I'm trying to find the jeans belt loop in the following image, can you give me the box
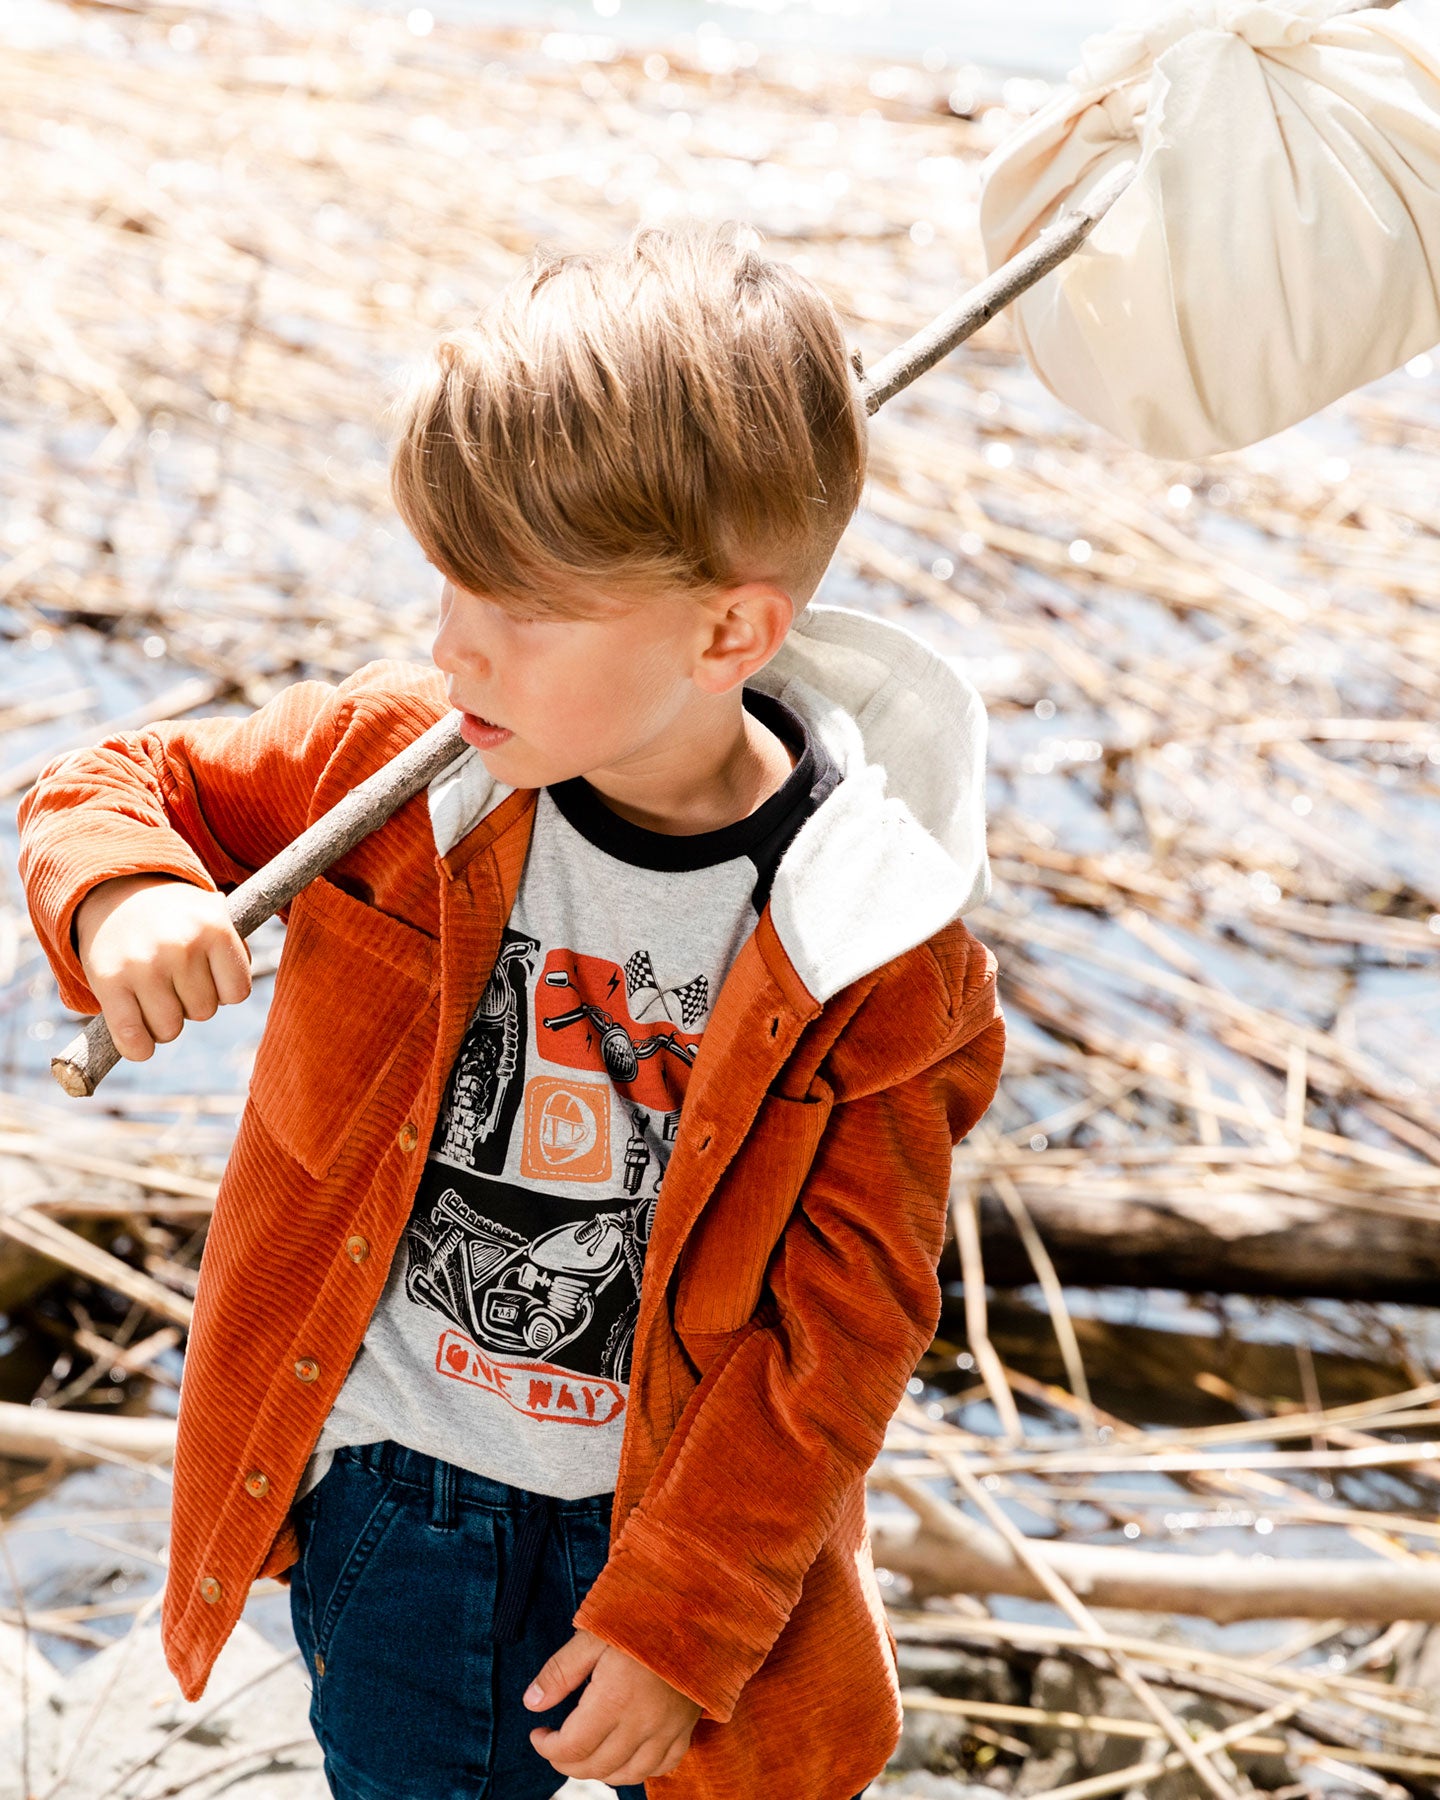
[430,1454,458,1532]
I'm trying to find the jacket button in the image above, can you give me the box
[397,1121,419,1153]
[294,1357,321,1383]
[345,1234,370,1264]
[315,1652,326,1678]
[199,1575,222,1605]
[243,1470,270,1499]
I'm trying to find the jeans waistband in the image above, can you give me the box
[339,1440,612,1516]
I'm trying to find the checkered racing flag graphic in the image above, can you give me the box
[672,973,710,1029]
[624,950,710,1029]
[623,948,657,1001]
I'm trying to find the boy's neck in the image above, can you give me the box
[577,690,797,838]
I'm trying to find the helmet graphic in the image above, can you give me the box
[537,1087,600,1165]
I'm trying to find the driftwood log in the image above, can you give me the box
[869,1471,1440,1625]
[943,1294,1426,1422]
[942,1184,1440,1304]
[0,1399,176,1466]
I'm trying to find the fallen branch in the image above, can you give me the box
[869,1472,1440,1623]
[886,1612,1428,1717]
[886,1438,1440,1480]
[0,1400,176,1465]
[0,1131,219,1203]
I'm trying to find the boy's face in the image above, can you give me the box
[431,576,760,790]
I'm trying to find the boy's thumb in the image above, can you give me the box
[523,1630,605,1709]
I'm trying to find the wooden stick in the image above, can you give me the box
[0,1131,218,1200]
[973,1121,1097,1436]
[951,1178,1025,1445]
[92,1648,303,1800]
[50,708,466,1095]
[858,160,1137,412]
[0,677,222,800]
[48,158,1139,1100]
[1030,1681,1371,1800]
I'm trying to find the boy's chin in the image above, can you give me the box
[473,740,517,778]
[474,738,563,788]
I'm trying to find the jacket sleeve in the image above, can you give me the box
[571,951,1005,1723]
[16,676,358,1018]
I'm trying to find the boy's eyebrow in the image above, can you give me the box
[442,574,641,622]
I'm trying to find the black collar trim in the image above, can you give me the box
[545,689,821,875]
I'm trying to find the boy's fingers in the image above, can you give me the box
[527,1668,618,1762]
[579,1726,672,1787]
[531,1710,632,1778]
[632,1725,697,1784]
[172,959,221,1024]
[100,989,155,1062]
[208,928,252,1006]
[134,982,186,1047]
[523,1631,603,1708]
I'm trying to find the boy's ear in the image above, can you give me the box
[692,581,795,694]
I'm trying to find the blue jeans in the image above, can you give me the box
[288,1441,647,1800]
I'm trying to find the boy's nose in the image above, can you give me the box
[432,600,493,682]
[432,632,486,681]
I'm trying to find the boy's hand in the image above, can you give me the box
[72,873,252,1061]
[524,1626,702,1784]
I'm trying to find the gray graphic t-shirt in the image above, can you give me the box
[298,690,838,1502]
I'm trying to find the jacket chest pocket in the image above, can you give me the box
[248,875,438,1180]
[672,1085,832,1341]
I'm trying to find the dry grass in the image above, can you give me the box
[3,2,1440,1791]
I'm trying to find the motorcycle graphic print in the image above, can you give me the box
[431,928,538,1177]
[534,947,704,1113]
[401,929,692,1426]
[402,1164,655,1414]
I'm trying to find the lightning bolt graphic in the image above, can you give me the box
[606,970,621,997]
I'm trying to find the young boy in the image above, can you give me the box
[18,222,1005,1800]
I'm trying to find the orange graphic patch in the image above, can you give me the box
[519,1075,611,1181]
[534,948,701,1113]
[435,1330,626,1425]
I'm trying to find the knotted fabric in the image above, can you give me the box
[979,0,1440,456]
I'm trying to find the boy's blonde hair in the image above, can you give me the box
[388,221,867,616]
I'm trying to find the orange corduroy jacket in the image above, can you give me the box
[18,604,1006,1800]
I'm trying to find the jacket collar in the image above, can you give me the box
[426,603,991,1005]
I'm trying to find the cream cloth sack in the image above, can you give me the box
[978,0,1440,458]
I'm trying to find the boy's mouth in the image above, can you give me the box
[457,709,515,750]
